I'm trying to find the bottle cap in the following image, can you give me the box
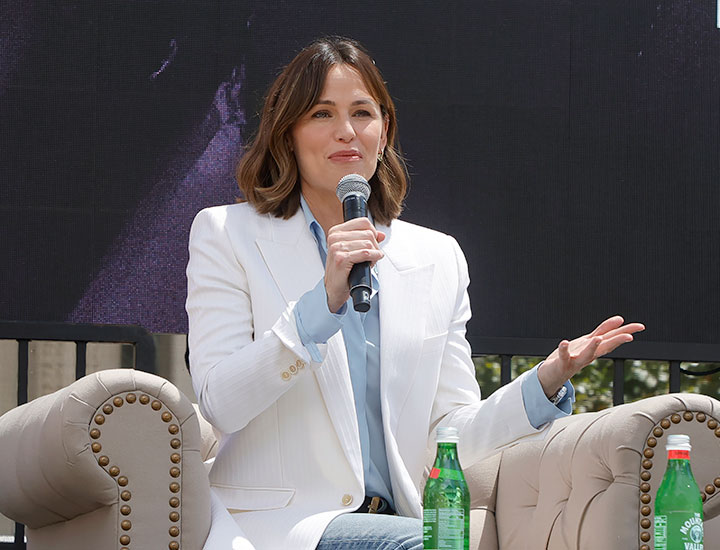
[436,426,459,443]
[666,434,691,452]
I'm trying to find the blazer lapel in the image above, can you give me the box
[377,223,435,433]
[255,212,363,486]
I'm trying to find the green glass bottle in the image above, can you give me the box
[654,434,704,550]
[423,426,470,550]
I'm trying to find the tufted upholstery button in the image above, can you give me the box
[653,426,664,437]
[640,531,650,542]
[697,412,706,422]
[643,448,654,459]
[119,535,130,545]
[121,505,131,516]
[642,459,652,470]
[91,442,102,453]
[113,397,124,407]
[641,494,651,505]
[90,428,101,439]
[103,404,113,415]
[646,437,656,448]
[121,520,131,531]
[281,371,291,381]
[171,453,181,464]
[171,438,182,449]
[121,490,132,501]
[640,518,651,529]
[170,467,181,478]
[98,456,110,467]
[640,506,651,516]
[109,466,120,477]
[715,427,720,438]
[118,476,128,487]
[709,419,718,430]
[94,415,105,425]
[341,494,354,506]
[139,394,150,405]
[169,497,180,508]
[661,419,671,429]
[169,511,180,522]
[169,424,179,435]
[640,482,651,493]
[169,526,180,537]
[162,412,173,423]
[714,477,720,488]
[170,482,180,493]
[702,493,707,502]
[640,546,650,550]
[671,414,681,424]
[169,542,180,550]
[641,471,651,481]
[152,400,162,411]
[706,484,715,495]
[126,393,137,403]
[683,411,693,422]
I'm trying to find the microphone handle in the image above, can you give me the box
[342,193,372,312]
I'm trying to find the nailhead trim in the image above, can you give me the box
[90,392,182,549]
[639,410,719,547]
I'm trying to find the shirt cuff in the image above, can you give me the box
[294,279,345,362]
[521,363,575,429]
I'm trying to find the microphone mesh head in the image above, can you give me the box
[336,174,371,202]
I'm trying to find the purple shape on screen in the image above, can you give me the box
[67,67,246,333]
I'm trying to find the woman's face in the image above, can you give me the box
[292,64,388,202]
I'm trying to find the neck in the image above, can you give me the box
[301,186,344,235]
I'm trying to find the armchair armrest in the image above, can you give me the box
[494,393,720,550]
[0,368,210,550]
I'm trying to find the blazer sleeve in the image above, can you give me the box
[185,208,326,435]
[429,236,547,466]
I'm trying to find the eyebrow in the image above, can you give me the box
[315,99,376,106]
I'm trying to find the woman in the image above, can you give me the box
[186,36,643,550]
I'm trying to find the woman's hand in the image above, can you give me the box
[325,217,385,313]
[538,316,645,397]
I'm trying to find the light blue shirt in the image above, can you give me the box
[292,198,574,507]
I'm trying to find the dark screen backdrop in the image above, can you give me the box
[1,0,718,345]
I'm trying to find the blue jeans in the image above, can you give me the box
[316,513,423,550]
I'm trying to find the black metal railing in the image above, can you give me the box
[0,321,156,550]
[473,337,720,406]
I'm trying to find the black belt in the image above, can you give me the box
[355,495,395,515]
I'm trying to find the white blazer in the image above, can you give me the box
[186,203,546,550]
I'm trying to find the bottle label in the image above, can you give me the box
[423,507,466,550]
[654,512,703,550]
[429,467,464,481]
[668,450,690,460]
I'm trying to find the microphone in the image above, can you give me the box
[336,174,372,312]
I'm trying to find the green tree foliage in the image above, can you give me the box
[473,356,720,413]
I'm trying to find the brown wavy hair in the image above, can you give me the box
[236,37,407,225]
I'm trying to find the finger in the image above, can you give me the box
[570,336,603,371]
[328,229,382,250]
[331,217,376,232]
[596,333,635,356]
[590,316,625,337]
[600,322,646,340]
[558,340,570,360]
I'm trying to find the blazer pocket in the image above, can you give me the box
[211,484,295,511]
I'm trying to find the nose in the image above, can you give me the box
[334,115,356,143]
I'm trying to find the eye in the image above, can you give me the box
[353,109,373,117]
[311,110,331,118]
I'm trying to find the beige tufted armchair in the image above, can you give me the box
[1,369,720,550]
